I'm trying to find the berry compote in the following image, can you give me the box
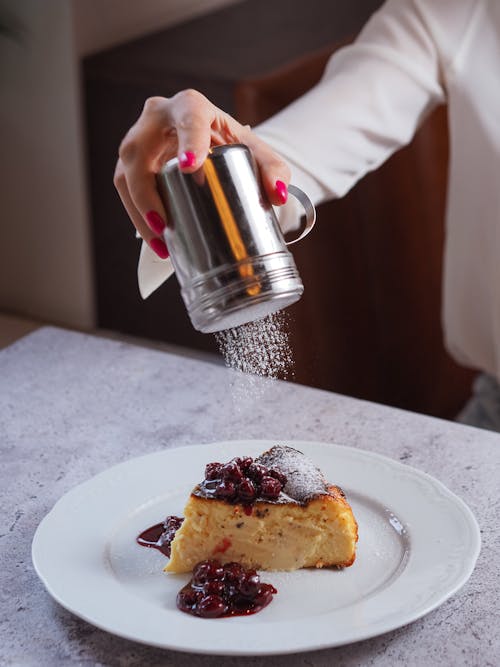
[176,559,277,618]
[198,455,287,508]
[136,515,183,557]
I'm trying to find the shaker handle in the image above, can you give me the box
[283,184,316,246]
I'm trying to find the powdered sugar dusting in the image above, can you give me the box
[257,445,329,504]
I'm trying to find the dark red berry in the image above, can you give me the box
[260,476,282,499]
[176,588,200,611]
[221,461,244,482]
[192,559,224,585]
[238,478,256,502]
[239,571,260,598]
[254,583,276,608]
[205,462,222,480]
[247,463,267,482]
[235,456,253,472]
[215,479,237,500]
[268,468,287,486]
[230,594,254,611]
[197,594,229,618]
[223,562,245,584]
[203,580,225,596]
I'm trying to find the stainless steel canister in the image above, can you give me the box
[156,143,316,333]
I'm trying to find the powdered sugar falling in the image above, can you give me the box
[214,310,294,381]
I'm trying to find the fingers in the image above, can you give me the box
[115,96,177,258]
[168,89,215,172]
[113,160,169,259]
[115,92,216,258]
[238,124,291,206]
[125,157,169,237]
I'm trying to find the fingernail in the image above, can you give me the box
[145,210,166,235]
[275,180,288,204]
[179,151,196,169]
[149,237,169,259]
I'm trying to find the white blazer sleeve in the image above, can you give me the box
[255,0,448,202]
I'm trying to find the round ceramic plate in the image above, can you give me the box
[32,440,480,656]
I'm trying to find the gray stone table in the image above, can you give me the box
[1,327,499,666]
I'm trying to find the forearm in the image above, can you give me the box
[255,0,446,200]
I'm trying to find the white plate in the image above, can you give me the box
[32,440,480,656]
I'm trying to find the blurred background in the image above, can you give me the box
[0,0,475,418]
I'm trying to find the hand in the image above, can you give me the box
[113,89,291,258]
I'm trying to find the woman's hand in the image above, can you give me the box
[113,89,290,258]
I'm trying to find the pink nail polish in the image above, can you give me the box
[179,151,196,169]
[145,210,166,235]
[149,237,169,259]
[275,180,288,204]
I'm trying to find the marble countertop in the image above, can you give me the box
[1,327,499,666]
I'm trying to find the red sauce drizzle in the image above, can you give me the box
[136,516,183,558]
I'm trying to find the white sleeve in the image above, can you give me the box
[255,0,449,203]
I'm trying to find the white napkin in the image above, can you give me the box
[137,239,174,299]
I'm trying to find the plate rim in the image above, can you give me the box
[32,439,481,656]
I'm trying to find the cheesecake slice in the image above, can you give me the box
[165,445,358,573]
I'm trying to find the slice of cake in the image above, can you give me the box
[165,445,358,573]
